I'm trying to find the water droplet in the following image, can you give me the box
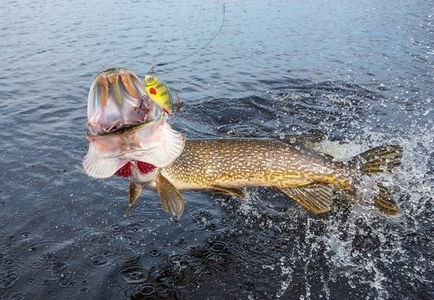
[75,269,88,278]
[89,253,108,266]
[30,260,44,270]
[0,271,19,288]
[209,241,227,252]
[119,266,149,284]
[148,249,160,257]
[3,290,28,300]
[20,232,30,238]
[59,279,77,288]
[47,290,59,296]
[51,261,68,271]
[110,224,122,233]
[133,284,156,297]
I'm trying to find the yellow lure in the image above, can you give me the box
[144,74,174,114]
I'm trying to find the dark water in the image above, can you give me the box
[1,0,433,299]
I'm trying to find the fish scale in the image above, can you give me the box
[160,139,349,190]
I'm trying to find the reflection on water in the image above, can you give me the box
[0,0,433,299]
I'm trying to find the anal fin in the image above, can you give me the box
[210,185,245,199]
[278,184,334,214]
[373,183,400,215]
[156,172,185,217]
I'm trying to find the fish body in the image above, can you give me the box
[131,138,402,216]
[160,139,351,191]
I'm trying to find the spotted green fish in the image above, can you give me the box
[128,136,402,217]
[144,74,178,114]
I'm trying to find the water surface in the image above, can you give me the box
[0,0,433,299]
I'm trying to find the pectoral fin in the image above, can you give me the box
[278,184,334,214]
[156,172,185,216]
[125,182,143,217]
[128,182,142,207]
[373,183,400,215]
[210,185,245,199]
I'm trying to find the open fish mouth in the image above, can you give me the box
[83,68,185,179]
[87,68,163,135]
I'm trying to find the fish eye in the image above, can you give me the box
[145,75,155,83]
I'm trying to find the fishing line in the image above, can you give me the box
[146,3,226,75]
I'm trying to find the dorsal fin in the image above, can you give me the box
[278,184,334,214]
[279,132,326,146]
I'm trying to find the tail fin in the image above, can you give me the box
[373,183,400,215]
[351,144,403,175]
[351,144,403,215]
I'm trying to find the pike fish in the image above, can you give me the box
[83,69,402,218]
[128,137,402,217]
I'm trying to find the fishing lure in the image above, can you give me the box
[144,74,181,114]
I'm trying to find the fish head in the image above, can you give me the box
[87,68,163,135]
[144,74,174,114]
[83,68,185,179]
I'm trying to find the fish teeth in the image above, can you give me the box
[96,75,109,109]
[107,73,123,106]
[120,72,139,99]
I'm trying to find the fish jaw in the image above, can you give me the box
[87,68,161,135]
